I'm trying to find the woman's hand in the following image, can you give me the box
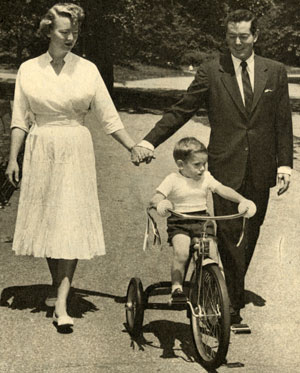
[5,160,19,187]
[131,145,154,166]
[156,199,173,217]
[238,199,256,218]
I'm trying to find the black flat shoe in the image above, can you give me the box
[170,288,187,304]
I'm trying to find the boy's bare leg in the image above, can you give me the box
[171,234,190,292]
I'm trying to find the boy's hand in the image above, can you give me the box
[238,199,256,218]
[156,199,173,217]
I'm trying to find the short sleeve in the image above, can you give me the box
[90,67,124,135]
[206,171,222,192]
[11,65,30,132]
[156,174,174,198]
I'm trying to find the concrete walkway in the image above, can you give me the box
[1,69,300,97]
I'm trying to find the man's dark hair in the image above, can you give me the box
[225,9,258,35]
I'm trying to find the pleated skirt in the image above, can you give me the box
[12,124,105,259]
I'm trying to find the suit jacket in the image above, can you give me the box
[144,53,293,190]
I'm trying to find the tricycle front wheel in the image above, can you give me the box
[189,264,230,370]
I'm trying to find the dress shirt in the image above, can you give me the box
[231,53,254,106]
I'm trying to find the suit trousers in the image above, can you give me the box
[213,166,270,311]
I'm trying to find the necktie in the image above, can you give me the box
[240,61,253,115]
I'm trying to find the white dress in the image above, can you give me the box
[11,52,124,259]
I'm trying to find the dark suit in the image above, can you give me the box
[144,53,293,310]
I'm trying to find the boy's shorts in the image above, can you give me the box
[167,210,211,245]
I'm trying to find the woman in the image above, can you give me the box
[5,3,136,330]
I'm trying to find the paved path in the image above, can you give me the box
[1,69,300,98]
[1,111,300,372]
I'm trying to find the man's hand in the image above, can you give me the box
[131,145,154,166]
[277,173,290,196]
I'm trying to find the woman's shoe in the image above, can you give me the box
[45,297,57,308]
[53,313,74,327]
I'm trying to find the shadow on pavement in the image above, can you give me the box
[127,319,197,362]
[245,289,266,307]
[0,284,126,318]
[124,320,247,371]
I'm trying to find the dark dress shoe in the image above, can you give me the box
[230,309,242,325]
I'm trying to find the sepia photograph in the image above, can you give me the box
[0,1,299,372]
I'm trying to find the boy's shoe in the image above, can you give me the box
[170,288,187,304]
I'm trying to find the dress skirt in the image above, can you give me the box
[12,123,105,259]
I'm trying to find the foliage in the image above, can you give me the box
[0,0,299,70]
[107,0,277,66]
[258,0,300,65]
[0,1,46,64]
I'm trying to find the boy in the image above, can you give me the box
[150,137,256,302]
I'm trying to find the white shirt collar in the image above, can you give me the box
[231,52,255,74]
[44,51,72,64]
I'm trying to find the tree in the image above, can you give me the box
[0,0,48,65]
[258,0,300,65]
[0,0,116,90]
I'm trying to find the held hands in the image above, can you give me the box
[156,199,173,217]
[5,160,19,188]
[238,199,257,218]
[277,173,290,196]
[131,145,154,166]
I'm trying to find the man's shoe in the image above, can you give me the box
[230,309,251,333]
[230,309,242,325]
[231,323,251,334]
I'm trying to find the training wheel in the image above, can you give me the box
[125,277,144,336]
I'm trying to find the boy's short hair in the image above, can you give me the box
[173,137,207,162]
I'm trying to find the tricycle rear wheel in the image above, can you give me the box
[125,277,144,336]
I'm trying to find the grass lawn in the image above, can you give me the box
[114,62,193,83]
[114,62,300,82]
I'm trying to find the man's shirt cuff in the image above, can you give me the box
[278,166,292,175]
[137,140,154,151]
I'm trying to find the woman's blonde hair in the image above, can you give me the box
[39,3,85,37]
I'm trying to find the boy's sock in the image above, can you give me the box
[171,284,183,293]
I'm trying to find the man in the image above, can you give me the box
[131,9,293,326]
